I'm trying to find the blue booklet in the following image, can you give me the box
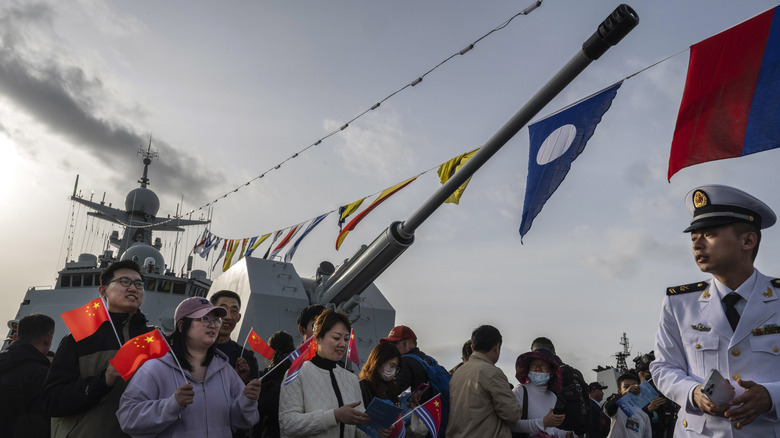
[357,397,404,438]
[615,381,660,417]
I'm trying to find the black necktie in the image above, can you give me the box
[723,293,742,331]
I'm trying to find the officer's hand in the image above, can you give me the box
[542,408,565,428]
[693,384,729,416]
[175,383,195,407]
[105,363,121,387]
[725,379,772,428]
[244,378,262,400]
[235,357,251,383]
[647,396,666,412]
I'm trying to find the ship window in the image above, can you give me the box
[71,275,82,287]
[145,279,156,291]
[158,281,171,293]
[172,282,186,295]
[83,275,94,287]
[61,275,71,288]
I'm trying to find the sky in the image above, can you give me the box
[2,0,779,383]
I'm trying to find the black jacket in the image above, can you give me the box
[257,359,293,438]
[395,347,435,402]
[43,311,151,438]
[0,341,51,438]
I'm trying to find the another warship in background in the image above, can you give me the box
[5,146,396,363]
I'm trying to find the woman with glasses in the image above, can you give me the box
[118,297,261,437]
[279,309,373,438]
[511,349,576,438]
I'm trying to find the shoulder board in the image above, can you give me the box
[666,281,708,296]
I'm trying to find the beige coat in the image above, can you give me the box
[447,351,522,438]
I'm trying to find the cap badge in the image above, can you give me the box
[693,190,709,208]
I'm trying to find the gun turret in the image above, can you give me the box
[311,4,639,306]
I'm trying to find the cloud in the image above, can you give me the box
[0,1,223,203]
[326,110,416,181]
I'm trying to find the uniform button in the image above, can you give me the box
[773,346,779,353]
[695,344,701,349]
[732,349,741,357]
[732,374,741,381]
[735,422,742,430]
[682,420,688,427]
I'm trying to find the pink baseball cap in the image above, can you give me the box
[174,297,227,324]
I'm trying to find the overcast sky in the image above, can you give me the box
[2,0,779,382]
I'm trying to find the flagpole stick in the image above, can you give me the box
[389,393,441,428]
[101,297,123,348]
[240,327,252,359]
[257,356,291,383]
[158,327,189,384]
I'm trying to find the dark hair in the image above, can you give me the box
[471,325,502,352]
[531,336,556,354]
[210,290,241,308]
[269,331,295,365]
[617,372,639,390]
[313,309,351,340]
[359,343,401,403]
[170,318,217,371]
[100,260,143,287]
[462,340,473,359]
[731,222,761,260]
[297,304,326,329]
[17,314,55,343]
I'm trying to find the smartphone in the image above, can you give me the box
[410,383,429,402]
[701,369,735,406]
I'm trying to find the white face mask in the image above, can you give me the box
[381,364,398,381]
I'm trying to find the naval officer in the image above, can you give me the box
[650,184,780,436]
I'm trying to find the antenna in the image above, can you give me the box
[614,332,631,372]
[137,135,159,188]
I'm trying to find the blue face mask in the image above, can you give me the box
[528,371,551,386]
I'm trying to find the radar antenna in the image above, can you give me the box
[614,332,631,372]
[137,136,159,188]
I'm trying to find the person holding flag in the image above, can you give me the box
[258,331,296,438]
[43,260,153,438]
[358,342,402,408]
[279,309,371,437]
[117,297,261,437]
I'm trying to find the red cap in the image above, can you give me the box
[380,325,417,343]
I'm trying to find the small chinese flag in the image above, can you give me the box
[347,328,359,366]
[60,297,111,341]
[247,329,275,360]
[109,329,171,380]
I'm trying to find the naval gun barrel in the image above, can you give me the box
[316,5,638,306]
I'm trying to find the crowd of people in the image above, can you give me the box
[1,183,779,438]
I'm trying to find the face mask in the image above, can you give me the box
[381,364,398,382]
[528,371,551,386]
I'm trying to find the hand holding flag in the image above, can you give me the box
[60,297,111,341]
[414,394,442,438]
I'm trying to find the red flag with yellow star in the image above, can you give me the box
[347,328,359,366]
[247,329,275,360]
[109,329,171,380]
[60,297,111,341]
[414,394,442,438]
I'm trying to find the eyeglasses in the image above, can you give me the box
[110,277,145,290]
[196,316,223,326]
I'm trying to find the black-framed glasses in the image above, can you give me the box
[110,277,145,290]
[196,316,223,326]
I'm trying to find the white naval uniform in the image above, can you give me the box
[650,269,780,437]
